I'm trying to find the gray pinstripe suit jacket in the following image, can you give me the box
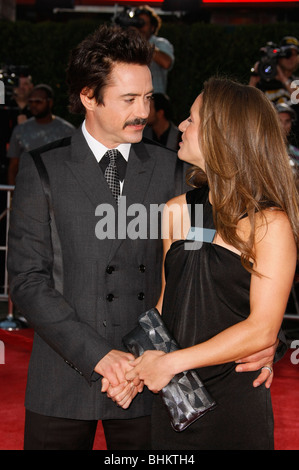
[8,127,188,420]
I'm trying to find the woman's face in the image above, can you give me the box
[178,94,205,170]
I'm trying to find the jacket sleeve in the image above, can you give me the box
[8,152,112,384]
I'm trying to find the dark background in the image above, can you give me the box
[1,19,299,127]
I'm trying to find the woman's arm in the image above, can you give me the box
[155,194,189,313]
[127,210,296,393]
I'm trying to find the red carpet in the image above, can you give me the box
[0,328,107,450]
[0,328,298,450]
[271,345,299,450]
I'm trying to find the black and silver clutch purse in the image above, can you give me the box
[123,308,216,432]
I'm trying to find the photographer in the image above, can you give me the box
[0,71,33,181]
[249,36,299,144]
[276,103,299,183]
[134,6,174,94]
[249,36,299,103]
[114,6,174,94]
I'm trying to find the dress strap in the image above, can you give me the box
[186,186,216,243]
[186,185,209,227]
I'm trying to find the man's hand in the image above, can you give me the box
[249,62,261,87]
[102,377,144,409]
[95,350,144,409]
[235,340,278,388]
[94,349,135,388]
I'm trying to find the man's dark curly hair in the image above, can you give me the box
[66,24,154,115]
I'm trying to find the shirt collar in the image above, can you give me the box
[81,120,131,162]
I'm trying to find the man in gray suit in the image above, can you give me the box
[8,25,280,451]
[7,24,187,451]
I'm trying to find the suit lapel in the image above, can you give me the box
[65,130,156,260]
[65,128,117,209]
[65,128,118,262]
[109,140,157,258]
[122,140,156,205]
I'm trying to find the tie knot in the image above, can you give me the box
[105,149,120,165]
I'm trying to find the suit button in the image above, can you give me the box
[106,266,115,274]
[139,264,146,273]
[106,293,114,302]
[138,292,145,300]
[103,320,107,327]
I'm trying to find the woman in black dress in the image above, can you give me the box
[126,78,299,449]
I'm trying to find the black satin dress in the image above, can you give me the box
[151,186,274,450]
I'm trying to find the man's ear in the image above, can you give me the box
[80,87,96,111]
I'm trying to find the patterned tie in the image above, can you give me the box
[104,149,121,204]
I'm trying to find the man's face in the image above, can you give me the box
[83,62,153,148]
[278,48,299,74]
[14,77,33,100]
[28,89,52,119]
[278,111,293,137]
[137,14,155,40]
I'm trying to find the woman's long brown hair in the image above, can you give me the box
[188,77,299,271]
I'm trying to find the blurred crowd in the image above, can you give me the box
[1,8,299,187]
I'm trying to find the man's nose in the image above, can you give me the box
[137,99,150,119]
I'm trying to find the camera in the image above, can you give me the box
[257,42,281,82]
[113,7,145,29]
[0,65,30,107]
[258,41,295,82]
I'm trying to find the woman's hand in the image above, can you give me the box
[125,350,175,393]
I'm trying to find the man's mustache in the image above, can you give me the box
[124,118,147,128]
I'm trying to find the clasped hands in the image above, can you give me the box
[94,349,171,409]
[94,349,143,409]
[96,342,277,409]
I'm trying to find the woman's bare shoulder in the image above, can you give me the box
[165,193,187,209]
[255,208,294,243]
